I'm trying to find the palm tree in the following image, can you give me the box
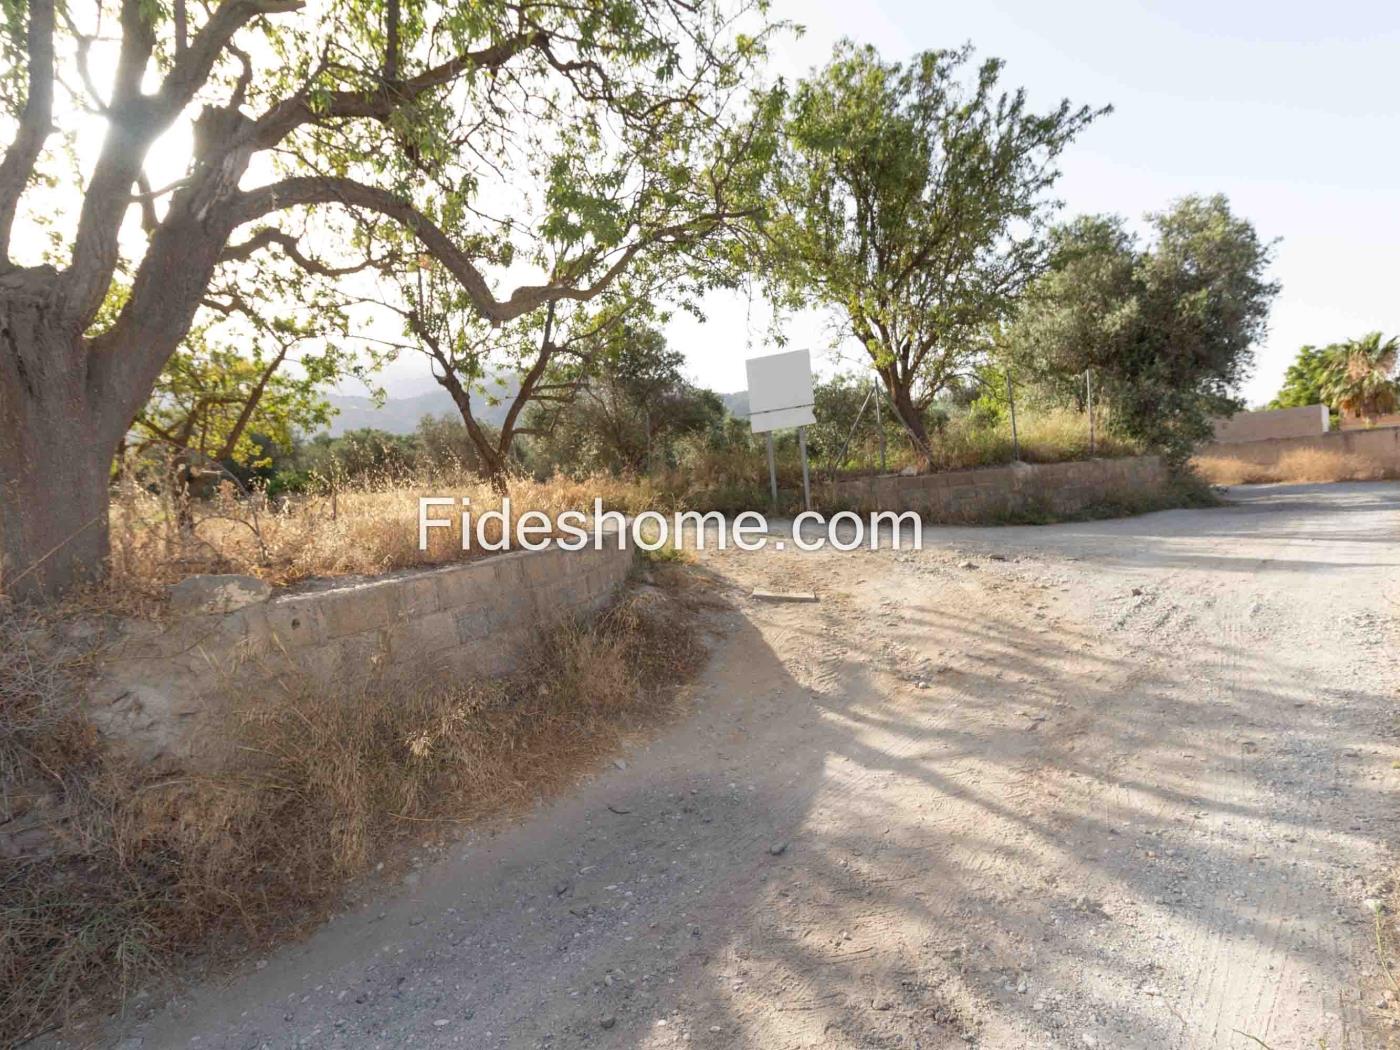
[1322,332,1400,421]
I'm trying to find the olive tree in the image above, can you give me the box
[0,0,775,598]
[765,41,1103,468]
[1009,196,1278,462]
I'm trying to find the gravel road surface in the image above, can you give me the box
[106,482,1400,1049]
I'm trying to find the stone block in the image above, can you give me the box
[318,582,403,640]
[434,563,496,610]
[260,596,327,649]
[396,572,442,617]
[521,547,563,586]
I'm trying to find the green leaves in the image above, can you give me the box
[1009,195,1279,462]
[139,327,333,468]
[1317,332,1400,419]
[764,40,1104,462]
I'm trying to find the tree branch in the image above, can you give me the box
[214,339,294,461]
[221,226,388,277]
[0,0,56,266]
[61,0,302,324]
[244,29,545,151]
[154,0,304,125]
[224,176,651,325]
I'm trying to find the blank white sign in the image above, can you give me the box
[746,349,815,433]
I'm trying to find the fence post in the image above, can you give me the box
[766,431,778,508]
[874,380,887,472]
[1006,371,1020,462]
[1086,369,1095,455]
[798,426,812,512]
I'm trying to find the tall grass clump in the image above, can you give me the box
[1192,447,1399,486]
[928,407,1139,473]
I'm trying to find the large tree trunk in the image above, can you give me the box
[0,297,121,600]
[885,379,934,473]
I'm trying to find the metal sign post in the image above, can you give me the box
[1006,371,1021,462]
[746,349,817,512]
[766,432,778,507]
[1086,369,1096,455]
[797,427,811,511]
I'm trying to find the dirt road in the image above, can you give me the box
[112,482,1400,1049]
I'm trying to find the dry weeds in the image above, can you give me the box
[101,471,668,610]
[0,566,709,1045]
[1192,447,1400,485]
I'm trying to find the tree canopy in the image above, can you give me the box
[0,0,780,596]
[1008,195,1278,462]
[134,326,334,471]
[1321,332,1399,421]
[1268,344,1334,411]
[762,41,1104,466]
[526,321,725,476]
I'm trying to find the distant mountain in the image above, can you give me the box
[322,380,519,436]
[322,381,749,437]
[719,390,749,419]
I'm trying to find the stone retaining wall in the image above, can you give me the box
[833,456,1167,520]
[1196,424,1400,468]
[87,536,634,765]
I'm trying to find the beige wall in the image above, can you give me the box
[86,538,635,765]
[1196,424,1400,468]
[1340,412,1400,432]
[833,456,1167,521]
[1211,405,1329,444]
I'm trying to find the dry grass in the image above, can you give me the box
[104,471,668,609]
[1192,447,1400,485]
[92,414,1141,610]
[836,408,1141,478]
[0,568,708,1045]
[935,407,1139,472]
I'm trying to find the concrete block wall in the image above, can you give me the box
[1211,405,1329,444]
[87,537,634,765]
[833,456,1167,520]
[1196,423,1400,468]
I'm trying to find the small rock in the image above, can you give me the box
[168,573,271,615]
[958,560,978,570]
[872,997,893,1011]
[433,1019,450,1027]
[768,841,788,856]
[600,1016,617,1029]
[613,759,627,771]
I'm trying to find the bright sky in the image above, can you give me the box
[647,0,1400,406]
